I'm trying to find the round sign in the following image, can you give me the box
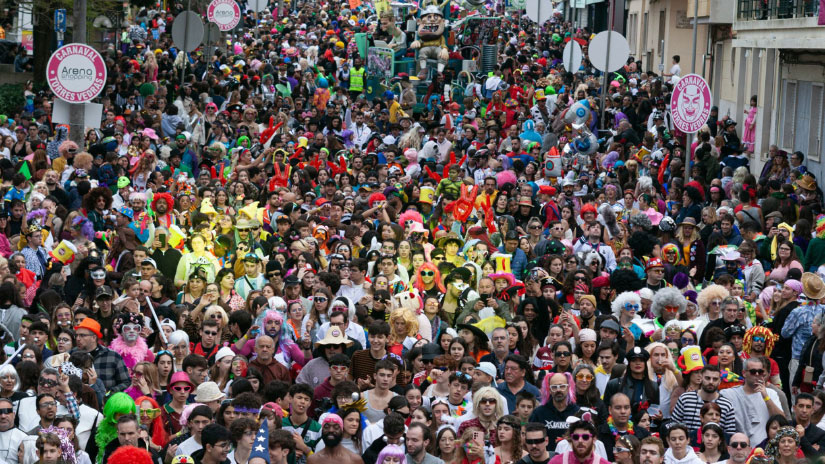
[670,73,712,134]
[588,31,630,73]
[562,40,583,73]
[208,0,241,31]
[172,11,205,53]
[47,44,107,103]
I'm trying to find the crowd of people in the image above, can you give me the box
[0,0,824,464]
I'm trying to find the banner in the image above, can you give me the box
[456,17,501,48]
[367,47,394,79]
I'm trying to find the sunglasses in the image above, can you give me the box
[480,398,497,405]
[752,336,765,343]
[140,408,161,419]
[555,351,571,357]
[549,384,567,391]
[314,296,328,303]
[571,434,592,441]
[664,306,680,313]
[525,438,545,445]
[421,270,435,277]
[0,408,13,415]
[623,303,640,312]
[172,385,192,392]
[574,276,586,281]
[575,373,594,381]
[614,447,632,453]
[680,337,695,345]
[730,442,749,449]
[39,379,57,387]
[748,369,765,376]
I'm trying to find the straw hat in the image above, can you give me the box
[315,327,353,348]
[802,272,825,300]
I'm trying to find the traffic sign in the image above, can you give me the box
[562,40,583,73]
[247,0,268,13]
[525,0,552,25]
[54,9,67,33]
[588,31,630,73]
[203,23,222,45]
[208,0,242,31]
[47,44,107,103]
[171,11,205,53]
[670,74,712,134]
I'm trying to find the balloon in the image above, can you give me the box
[564,99,591,127]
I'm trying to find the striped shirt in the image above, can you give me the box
[670,391,737,434]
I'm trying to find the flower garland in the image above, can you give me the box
[607,415,634,437]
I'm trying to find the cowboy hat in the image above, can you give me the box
[456,324,489,346]
[315,326,353,347]
[797,175,817,191]
[802,272,825,300]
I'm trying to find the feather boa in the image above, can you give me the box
[110,335,150,370]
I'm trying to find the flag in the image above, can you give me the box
[249,417,270,463]
[18,162,31,181]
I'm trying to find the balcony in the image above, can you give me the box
[737,0,819,21]
[688,0,736,24]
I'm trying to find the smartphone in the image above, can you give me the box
[158,234,167,247]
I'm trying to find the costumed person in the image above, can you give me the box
[611,291,644,341]
[106,446,154,464]
[648,287,686,343]
[94,392,137,463]
[151,192,175,229]
[410,2,449,75]
[109,312,154,371]
[174,233,221,287]
[35,426,77,464]
[742,326,781,388]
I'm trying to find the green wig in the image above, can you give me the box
[95,392,137,463]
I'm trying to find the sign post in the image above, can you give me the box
[54,9,67,47]
[207,0,242,31]
[671,73,712,183]
[47,44,107,103]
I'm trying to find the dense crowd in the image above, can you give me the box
[0,1,824,464]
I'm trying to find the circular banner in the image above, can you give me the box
[208,0,241,31]
[670,73,712,134]
[47,44,107,103]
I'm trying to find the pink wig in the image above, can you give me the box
[399,210,423,228]
[496,170,517,188]
[539,371,576,406]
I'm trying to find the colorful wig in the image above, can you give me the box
[95,392,137,463]
[539,371,576,406]
[743,326,778,357]
[376,445,407,464]
[107,446,154,464]
[414,262,446,294]
[135,395,169,448]
[399,210,424,229]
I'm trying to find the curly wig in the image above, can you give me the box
[389,308,419,341]
[82,187,113,212]
[151,192,174,214]
[629,213,652,232]
[627,231,656,257]
[107,446,154,464]
[650,287,687,318]
[611,291,641,319]
[696,284,730,315]
[58,140,79,158]
[496,170,517,189]
[743,326,778,357]
[398,210,424,229]
[610,269,643,294]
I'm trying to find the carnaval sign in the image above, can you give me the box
[47,44,107,103]
[207,0,241,31]
[670,73,712,134]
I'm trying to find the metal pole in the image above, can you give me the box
[600,0,614,130]
[180,0,191,89]
[68,0,87,148]
[687,0,699,184]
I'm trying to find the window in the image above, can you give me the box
[781,80,797,151]
[628,14,638,54]
[809,84,823,162]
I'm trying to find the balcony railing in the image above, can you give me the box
[737,0,819,20]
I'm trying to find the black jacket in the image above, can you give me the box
[603,375,659,411]
[597,422,650,461]
[528,402,581,449]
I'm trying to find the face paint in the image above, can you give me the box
[122,323,142,342]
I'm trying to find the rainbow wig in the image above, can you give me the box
[376,445,407,464]
[95,392,137,463]
[539,371,576,406]
[743,326,778,357]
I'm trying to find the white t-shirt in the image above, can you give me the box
[669,64,682,84]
